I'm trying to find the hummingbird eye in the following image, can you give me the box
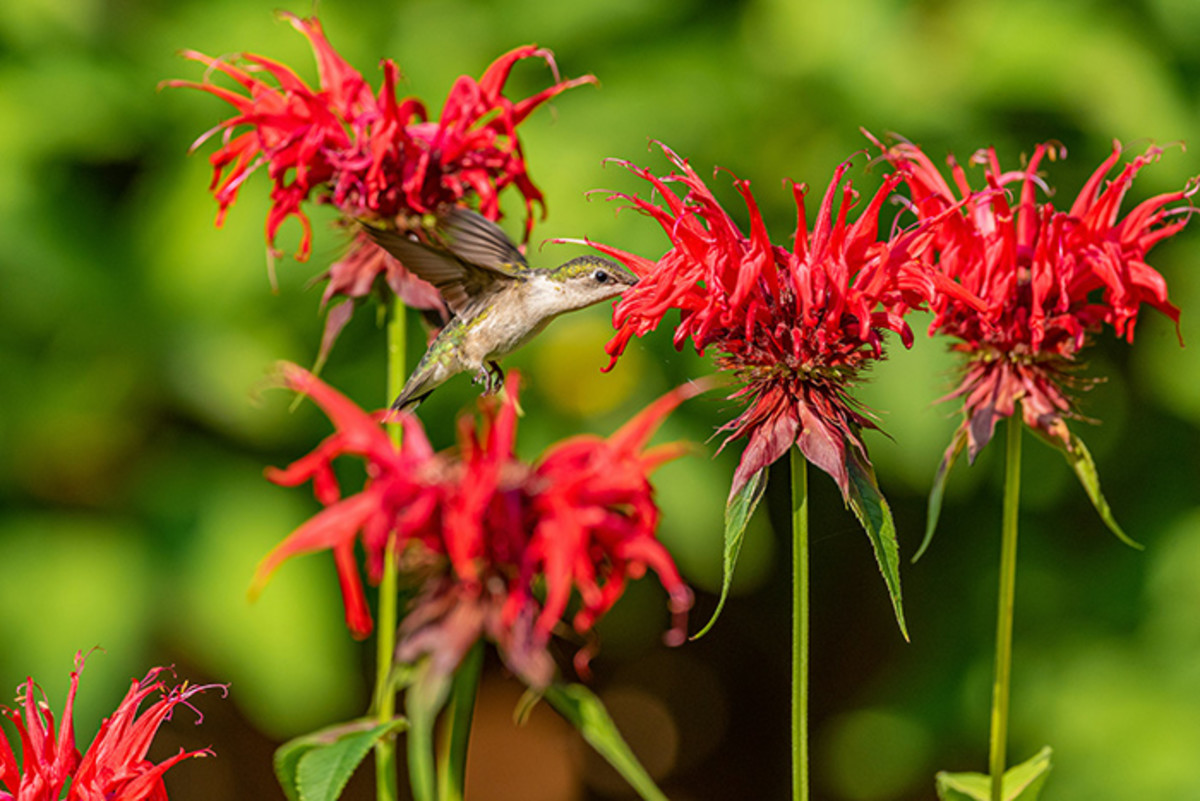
[592,269,611,284]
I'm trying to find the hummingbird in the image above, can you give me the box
[363,207,638,409]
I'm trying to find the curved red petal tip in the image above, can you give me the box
[502,369,522,402]
[860,127,886,151]
[275,10,321,43]
[662,586,693,646]
[640,441,695,473]
[275,360,312,390]
[609,376,715,454]
[572,644,596,682]
[650,139,689,173]
[345,605,374,640]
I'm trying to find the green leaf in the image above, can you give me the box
[1057,431,1142,549]
[544,683,669,801]
[936,747,1053,801]
[916,427,968,562]
[273,718,407,801]
[692,468,767,640]
[275,739,310,801]
[845,450,908,640]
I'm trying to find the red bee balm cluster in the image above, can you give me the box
[873,137,1194,461]
[255,364,696,688]
[169,13,594,255]
[0,654,220,801]
[167,14,596,355]
[583,143,980,500]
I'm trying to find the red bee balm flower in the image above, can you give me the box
[588,144,972,498]
[167,14,595,356]
[0,654,221,801]
[578,144,974,635]
[871,135,1195,547]
[257,365,696,688]
[170,14,594,255]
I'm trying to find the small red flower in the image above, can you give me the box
[0,654,220,801]
[259,365,696,687]
[872,135,1195,458]
[582,143,969,499]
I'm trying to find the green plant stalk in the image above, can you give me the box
[436,641,484,800]
[988,417,1023,801]
[407,708,436,801]
[791,448,809,801]
[373,295,407,801]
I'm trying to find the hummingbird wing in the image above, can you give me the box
[361,209,528,317]
[437,207,530,274]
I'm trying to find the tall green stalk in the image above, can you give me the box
[373,294,407,801]
[988,416,1023,801]
[437,641,484,801]
[791,448,809,801]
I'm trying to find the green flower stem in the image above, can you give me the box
[407,708,436,801]
[387,295,408,449]
[437,641,484,800]
[988,417,1023,801]
[373,295,408,801]
[791,448,810,801]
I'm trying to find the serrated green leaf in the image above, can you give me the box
[916,426,968,562]
[273,718,407,801]
[936,747,1052,801]
[1058,431,1142,549]
[544,683,668,801]
[297,720,407,801]
[845,450,908,640]
[274,739,310,801]
[692,468,767,640]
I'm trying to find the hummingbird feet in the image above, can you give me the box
[473,360,505,395]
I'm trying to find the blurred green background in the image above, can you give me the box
[2,0,1199,799]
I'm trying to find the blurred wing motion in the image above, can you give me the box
[363,207,528,316]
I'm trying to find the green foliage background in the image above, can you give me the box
[2,1,1198,799]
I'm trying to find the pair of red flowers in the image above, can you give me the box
[173,15,702,686]
[589,136,1191,513]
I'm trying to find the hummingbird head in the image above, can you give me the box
[541,255,638,311]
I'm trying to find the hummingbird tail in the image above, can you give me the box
[390,387,434,411]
